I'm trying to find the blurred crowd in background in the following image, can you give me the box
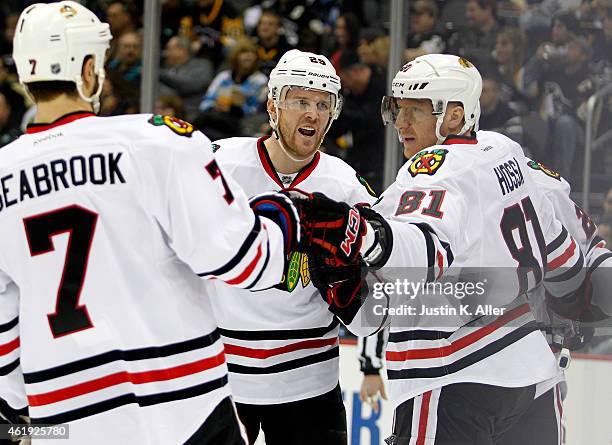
[0,0,610,242]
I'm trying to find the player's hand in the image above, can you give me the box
[288,190,366,265]
[249,191,300,255]
[309,252,368,310]
[359,374,387,413]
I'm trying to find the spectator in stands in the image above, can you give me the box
[106,30,142,113]
[252,9,293,77]
[448,0,501,64]
[526,33,595,181]
[327,49,386,193]
[155,94,186,119]
[0,13,18,60]
[159,35,214,121]
[99,78,138,116]
[0,56,27,114]
[531,10,580,67]
[404,0,447,62]
[160,0,191,46]
[479,70,525,146]
[358,30,390,70]
[258,0,328,49]
[493,27,527,96]
[589,7,612,84]
[0,89,21,147]
[187,0,245,68]
[329,13,361,71]
[105,1,138,59]
[196,38,267,140]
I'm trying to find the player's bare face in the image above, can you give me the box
[393,98,438,158]
[277,88,332,158]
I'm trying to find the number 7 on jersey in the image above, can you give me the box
[24,205,97,338]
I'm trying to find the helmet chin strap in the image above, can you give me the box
[75,70,106,114]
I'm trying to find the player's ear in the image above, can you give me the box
[446,103,465,134]
[81,55,97,96]
[267,98,277,121]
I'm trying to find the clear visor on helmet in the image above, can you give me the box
[381,96,438,126]
[276,86,340,117]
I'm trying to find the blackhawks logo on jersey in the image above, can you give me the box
[408,149,448,177]
[148,115,194,137]
[278,251,311,292]
[527,160,561,181]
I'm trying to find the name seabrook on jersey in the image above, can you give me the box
[0,151,125,212]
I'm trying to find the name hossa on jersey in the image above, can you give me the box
[0,113,289,443]
[356,131,584,407]
[207,136,376,404]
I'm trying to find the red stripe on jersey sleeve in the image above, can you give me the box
[386,304,530,361]
[548,239,576,271]
[436,250,444,279]
[224,338,338,359]
[0,337,19,356]
[225,243,263,285]
[27,351,226,406]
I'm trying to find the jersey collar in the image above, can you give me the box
[256,135,320,189]
[442,131,478,146]
[26,111,96,134]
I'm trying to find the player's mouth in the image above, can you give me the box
[298,127,316,137]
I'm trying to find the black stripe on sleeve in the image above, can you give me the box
[0,358,19,377]
[30,375,229,425]
[589,252,612,273]
[24,329,221,384]
[227,346,338,375]
[545,251,584,282]
[245,238,270,290]
[547,226,568,255]
[0,317,18,334]
[412,223,436,282]
[219,319,339,341]
[198,217,261,278]
[388,330,453,343]
[386,323,538,380]
[440,239,454,267]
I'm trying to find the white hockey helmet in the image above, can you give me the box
[13,1,112,112]
[382,54,482,143]
[268,49,342,121]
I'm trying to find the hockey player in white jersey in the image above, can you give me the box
[0,2,302,444]
[495,153,612,444]
[356,148,612,442]
[291,54,588,444]
[208,49,376,445]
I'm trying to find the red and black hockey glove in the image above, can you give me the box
[287,190,367,265]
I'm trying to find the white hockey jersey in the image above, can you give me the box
[366,131,584,408]
[0,113,288,444]
[209,136,375,404]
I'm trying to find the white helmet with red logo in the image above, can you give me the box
[13,1,112,112]
[382,54,482,143]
